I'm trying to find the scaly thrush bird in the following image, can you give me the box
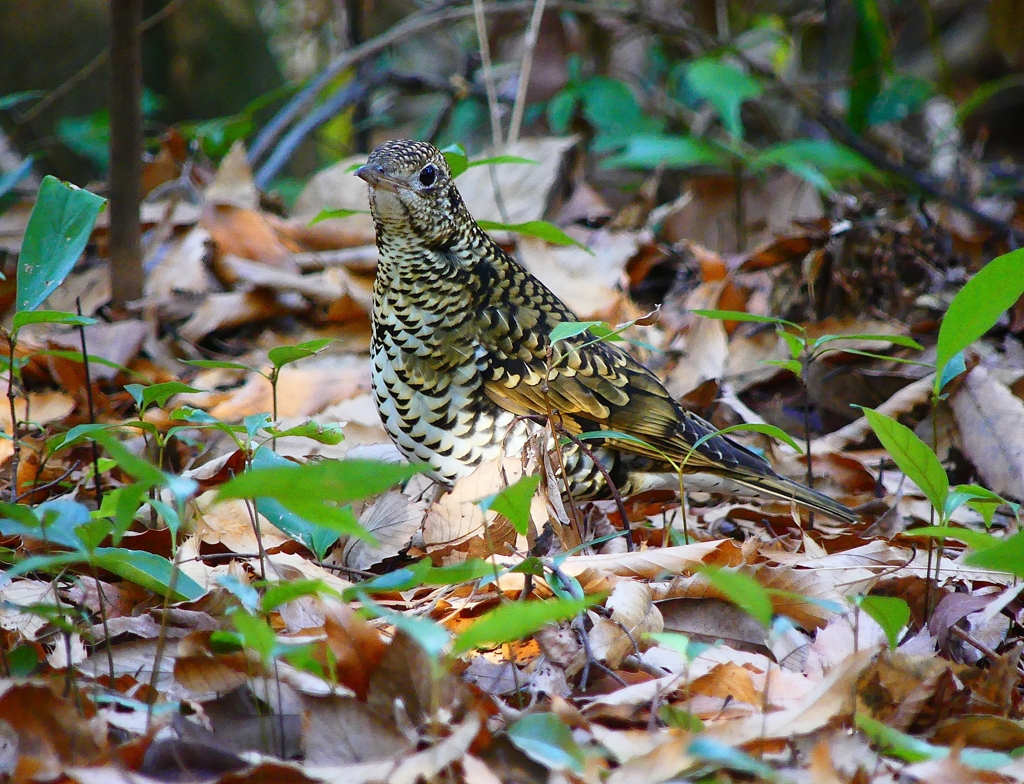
[356,140,856,523]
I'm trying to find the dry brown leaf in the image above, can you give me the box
[949,366,1024,501]
[190,491,291,553]
[322,600,388,701]
[204,140,259,210]
[455,136,578,224]
[603,732,694,784]
[203,204,299,269]
[174,631,260,697]
[179,290,290,342]
[422,456,526,554]
[659,597,768,649]
[221,254,347,303]
[301,693,413,765]
[208,356,370,421]
[688,661,760,707]
[666,280,730,398]
[305,713,480,784]
[660,172,822,252]
[0,682,107,780]
[146,225,217,303]
[492,539,741,595]
[706,646,878,744]
[338,491,427,570]
[902,751,1018,783]
[516,229,637,319]
[588,581,663,668]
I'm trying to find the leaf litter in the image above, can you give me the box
[0,133,1024,784]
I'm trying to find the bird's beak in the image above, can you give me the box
[355,164,401,193]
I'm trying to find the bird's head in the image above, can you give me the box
[356,140,469,248]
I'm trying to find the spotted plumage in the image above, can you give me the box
[357,140,856,523]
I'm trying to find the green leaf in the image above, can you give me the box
[127,381,202,411]
[34,349,137,377]
[0,500,90,549]
[751,140,879,190]
[5,645,39,677]
[216,574,260,612]
[182,359,254,372]
[658,705,705,732]
[262,579,340,612]
[268,339,332,369]
[646,631,711,663]
[685,58,763,139]
[854,715,941,763]
[0,90,45,111]
[859,407,948,515]
[219,456,425,506]
[452,596,597,655]
[477,475,541,536]
[264,420,345,445]
[467,155,538,170]
[698,566,773,627]
[232,612,277,663]
[935,249,1024,396]
[219,456,426,544]
[692,309,799,329]
[92,548,205,601]
[762,358,803,375]
[476,219,589,251]
[440,144,469,177]
[937,351,966,393]
[550,320,604,343]
[308,208,370,226]
[17,176,105,313]
[956,75,1024,124]
[856,595,909,649]
[0,157,34,201]
[357,558,496,593]
[547,88,580,135]
[600,134,730,170]
[811,333,924,351]
[580,76,660,146]
[689,422,804,457]
[507,714,585,774]
[12,310,96,331]
[868,75,933,126]
[964,532,1024,578]
[903,525,1000,552]
[779,330,806,359]
[687,737,777,778]
[848,0,889,132]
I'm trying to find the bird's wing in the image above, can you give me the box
[481,329,774,478]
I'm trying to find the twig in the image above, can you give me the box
[7,336,20,503]
[507,0,547,145]
[251,1,575,166]
[76,299,103,508]
[560,431,634,552]
[471,0,504,148]
[13,462,80,503]
[255,77,374,188]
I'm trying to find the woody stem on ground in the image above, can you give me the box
[7,334,19,503]
[108,0,145,307]
[802,349,814,526]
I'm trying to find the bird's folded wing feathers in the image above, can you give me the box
[481,336,773,476]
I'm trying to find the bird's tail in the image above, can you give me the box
[725,471,858,524]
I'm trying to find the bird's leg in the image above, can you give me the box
[559,430,635,552]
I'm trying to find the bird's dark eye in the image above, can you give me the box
[419,164,437,187]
